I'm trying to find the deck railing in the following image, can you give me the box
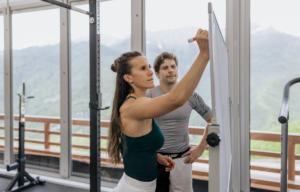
[0,114,299,191]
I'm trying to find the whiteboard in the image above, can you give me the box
[208,3,232,192]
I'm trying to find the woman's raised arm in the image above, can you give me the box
[124,29,210,120]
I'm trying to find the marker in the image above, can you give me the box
[188,37,196,43]
[168,161,174,169]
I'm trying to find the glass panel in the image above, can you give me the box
[12,9,60,172]
[70,4,90,177]
[100,0,131,120]
[100,0,130,184]
[146,0,225,127]
[0,15,4,163]
[70,0,131,182]
[146,0,226,188]
[251,0,300,179]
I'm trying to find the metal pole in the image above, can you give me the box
[208,3,221,192]
[18,83,26,186]
[4,6,14,166]
[89,0,101,192]
[278,77,300,192]
[40,0,92,16]
[280,122,288,192]
[18,93,25,186]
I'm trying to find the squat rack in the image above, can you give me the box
[40,0,102,192]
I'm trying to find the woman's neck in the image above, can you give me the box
[130,88,147,98]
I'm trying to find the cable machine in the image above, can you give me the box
[278,77,300,192]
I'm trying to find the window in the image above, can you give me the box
[70,0,131,178]
[146,0,226,180]
[100,0,131,120]
[146,0,225,128]
[250,0,300,173]
[12,9,60,172]
[71,4,90,176]
[100,0,130,183]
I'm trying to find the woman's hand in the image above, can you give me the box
[157,153,175,172]
[195,29,209,61]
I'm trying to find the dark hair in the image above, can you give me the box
[108,51,142,164]
[153,52,178,73]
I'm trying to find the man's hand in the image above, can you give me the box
[157,153,175,172]
[182,145,205,164]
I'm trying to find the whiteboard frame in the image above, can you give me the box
[208,2,231,192]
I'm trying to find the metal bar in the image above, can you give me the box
[18,91,25,186]
[40,0,92,16]
[60,1,72,178]
[208,4,218,191]
[278,77,300,192]
[227,0,241,190]
[4,6,14,166]
[89,0,101,191]
[239,0,251,190]
[227,0,251,191]
[208,124,220,192]
[208,3,217,125]
[131,0,145,54]
[281,122,288,192]
[278,77,300,123]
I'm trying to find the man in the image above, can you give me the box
[147,52,212,192]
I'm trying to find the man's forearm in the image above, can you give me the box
[198,114,212,148]
[195,124,209,159]
[198,124,208,148]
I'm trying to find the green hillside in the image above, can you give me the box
[0,28,300,132]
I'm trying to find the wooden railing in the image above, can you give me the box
[0,114,299,191]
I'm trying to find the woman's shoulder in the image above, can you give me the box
[120,96,151,113]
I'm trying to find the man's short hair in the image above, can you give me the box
[153,52,178,73]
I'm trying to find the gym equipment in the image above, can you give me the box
[4,83,45,192]
[39,1,105,191]
[40,0,92,16]
[278,77,300,192]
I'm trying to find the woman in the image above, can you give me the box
[108,29,209,192]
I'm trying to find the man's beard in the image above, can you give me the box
[166,79,177,85]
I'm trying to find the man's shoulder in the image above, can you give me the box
[148,86,163,98]
[151,86,160,91]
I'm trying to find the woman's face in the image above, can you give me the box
[125,56,154,90]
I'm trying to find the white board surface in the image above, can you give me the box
[208,3,232,192]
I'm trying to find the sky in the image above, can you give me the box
[0,0,300,50]
[251,0,300,35]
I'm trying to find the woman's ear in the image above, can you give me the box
[123,74,133,84]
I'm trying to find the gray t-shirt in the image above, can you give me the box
[147,86,211,153]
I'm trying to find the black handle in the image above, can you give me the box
[7,162,19,171]
[206,132,220,147]
[278,77,300,124]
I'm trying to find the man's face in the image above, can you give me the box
[155,59,178,85]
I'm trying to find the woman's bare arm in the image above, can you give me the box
[124,29,209,120]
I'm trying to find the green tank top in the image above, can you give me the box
[121,119,164,181]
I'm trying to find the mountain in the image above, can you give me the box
[250,28,300,130]
[0,27,300,131]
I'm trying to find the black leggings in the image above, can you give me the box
[155,163,170,192]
